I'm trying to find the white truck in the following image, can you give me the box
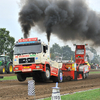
[13,38,63,82]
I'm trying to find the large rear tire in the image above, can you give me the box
[7,64,13,73]
[17,73,26,82]
[0,66,6,74]
[53,69,63,83]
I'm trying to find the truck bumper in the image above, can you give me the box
[13,64,44,73]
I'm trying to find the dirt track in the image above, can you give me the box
[0,73,100,100]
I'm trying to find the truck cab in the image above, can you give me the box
[13,38,49,66]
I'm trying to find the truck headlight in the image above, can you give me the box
[15,67,19,70]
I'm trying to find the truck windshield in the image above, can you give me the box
[76,49,84,54]
[14,44,42,55]
[0,56,5,61]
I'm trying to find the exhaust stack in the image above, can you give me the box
[48,42,50,59]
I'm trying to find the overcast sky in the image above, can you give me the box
[0,0,100,54]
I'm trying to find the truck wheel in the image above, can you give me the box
[45,67,50,79]
[0,66,6,74]
[42,67,50,81]
[53,69,63,83]
[66,76,71,81]
[17,74,26,82]
[7,64,13,73]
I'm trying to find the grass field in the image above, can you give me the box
[43,88,100,100]
[89,71,100,74]
[0,76,17,81]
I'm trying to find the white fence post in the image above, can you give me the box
[28,80,35,99]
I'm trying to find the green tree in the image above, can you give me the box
[61,45,75,61]
[50,43,75,61]
[0,28,15,60]
[50,43,61,60]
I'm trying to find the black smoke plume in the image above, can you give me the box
[19,0,100,45]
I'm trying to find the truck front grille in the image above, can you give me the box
[19,58,35,64]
